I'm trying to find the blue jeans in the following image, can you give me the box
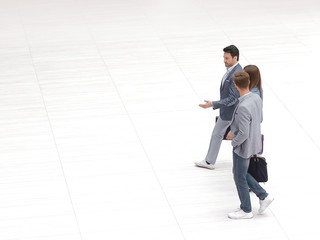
[232,152,268,213]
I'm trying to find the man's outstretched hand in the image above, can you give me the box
[199,100,213,109]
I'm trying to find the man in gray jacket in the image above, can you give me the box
[228,72,273,219]
[195,45,242,169]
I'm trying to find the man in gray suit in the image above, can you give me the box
[195,45,242,169]
[228,72,273,219]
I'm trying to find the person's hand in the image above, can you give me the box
[199,100,213,109]
[226,131,233,140]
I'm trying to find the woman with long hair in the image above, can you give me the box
[226,65,263,140]
[244,65,263,100]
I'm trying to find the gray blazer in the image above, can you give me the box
[212,63,242,121]
[230,92,262,159]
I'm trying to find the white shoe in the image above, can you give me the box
[194,160,215,169]
[258,195,274,214]
[228,209,253,219]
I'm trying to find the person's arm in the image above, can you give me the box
[231,106,251,148]
[226,131,232,140]
[212,81,239,109]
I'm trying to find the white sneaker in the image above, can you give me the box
[228,209,253,219]
[194,160,215,170]
[258,195,274,214]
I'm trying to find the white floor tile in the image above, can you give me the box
[1,0,320,239]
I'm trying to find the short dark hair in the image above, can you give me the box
[223,45,239,61]
[234,72,250,89]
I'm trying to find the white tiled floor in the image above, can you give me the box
[1,0,320,239]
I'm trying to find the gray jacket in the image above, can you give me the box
[212,63,242,121]
[230,92,262,159]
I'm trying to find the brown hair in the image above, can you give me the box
[234,72,250,89]
[244,65,262,98]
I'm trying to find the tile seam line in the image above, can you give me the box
[18,7,84,240]
[91,37,188,240]
[78,5,187,240]
[269,208,291,240]
[263,80,320,151]
[136,1,215,120]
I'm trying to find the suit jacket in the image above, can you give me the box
[230,92,262,159]
[212,63,242,121]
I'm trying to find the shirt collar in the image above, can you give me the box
[239,91,252,102]
[226,62,239,72]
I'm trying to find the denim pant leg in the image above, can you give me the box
[233,152,252,213]
[205,118,230,165]
[246,173,268,200]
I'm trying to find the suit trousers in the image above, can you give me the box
[205,117,230,165]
